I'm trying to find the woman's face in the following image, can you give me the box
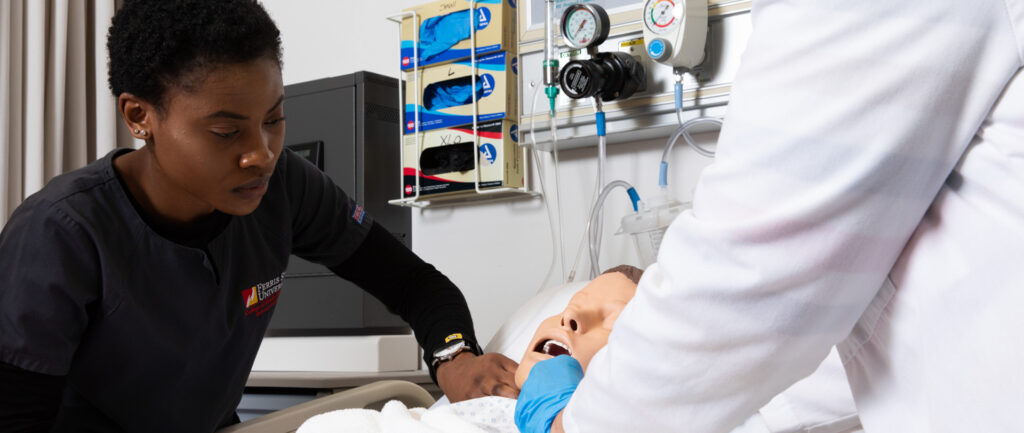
[144,56,286,217]
[515,272,637,388]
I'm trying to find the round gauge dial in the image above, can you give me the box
[561,4,610,49]
[644,0,681,34]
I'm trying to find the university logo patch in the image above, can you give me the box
[243,287,259,308]
[241,272,285,317]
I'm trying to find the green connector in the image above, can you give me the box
[545,86,559,115]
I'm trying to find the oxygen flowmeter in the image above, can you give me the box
[557,4,645,102]
[642,0,708,69]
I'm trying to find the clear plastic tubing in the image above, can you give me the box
[593,99,607,256]
[551,113,564,280]
[675,80,684,125]
[586,180,641,279]
[659,116,722,187]
[528,83,563,288]
[597,115,607,196]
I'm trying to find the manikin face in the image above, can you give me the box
[144,56,286,217]
[515,272,637,388]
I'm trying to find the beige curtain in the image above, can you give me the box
[1,0,136,226]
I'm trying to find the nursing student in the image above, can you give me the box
[0,1,518,431]
[515,0,1024,432]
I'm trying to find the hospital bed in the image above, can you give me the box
[217,281,588,433]
[219,279,863,433]
[216,380,437,433]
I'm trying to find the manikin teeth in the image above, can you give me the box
[542,340,571,356]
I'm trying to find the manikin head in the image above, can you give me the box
[514,265,643,388]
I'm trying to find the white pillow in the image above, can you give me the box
[484,281,589,362]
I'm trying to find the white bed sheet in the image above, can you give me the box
[298,397,517,433]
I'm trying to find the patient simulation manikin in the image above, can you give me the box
[514,266,641,389]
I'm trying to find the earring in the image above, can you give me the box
[140,130,148,137]
[133,129,140,134]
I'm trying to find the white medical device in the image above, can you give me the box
[641,0,708,69]
[618,196,689,268]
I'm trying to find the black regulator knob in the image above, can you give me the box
[559,60,607,100]
[558,52,646,102]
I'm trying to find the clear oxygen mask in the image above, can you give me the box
[617,195,690,268]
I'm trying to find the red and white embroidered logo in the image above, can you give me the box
[241,272,285,317]
[352,204,366,225]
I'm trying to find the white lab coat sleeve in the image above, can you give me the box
[563,0,1023,432]
[756,348,860,433]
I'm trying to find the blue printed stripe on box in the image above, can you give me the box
[403,106,507,133]
[400,42,503,70]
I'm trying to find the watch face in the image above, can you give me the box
[434,340,467,358]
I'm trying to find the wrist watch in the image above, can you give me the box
[431,339,471,368]
[429,333,481,383]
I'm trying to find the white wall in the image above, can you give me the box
[262,0,717,345]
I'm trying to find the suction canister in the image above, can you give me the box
[618,197,690,267]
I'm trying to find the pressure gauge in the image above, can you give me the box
[641,0,708,68]
[557,3,644,103]
[644,0,681,35]
[561,4,610,50]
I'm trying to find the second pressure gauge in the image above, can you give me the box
[561,4,610,50]
[644,0,681,34]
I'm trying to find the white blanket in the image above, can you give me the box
[297,396,518,433]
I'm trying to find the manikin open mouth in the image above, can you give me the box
[535,339,572,357]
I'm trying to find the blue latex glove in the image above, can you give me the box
[419,9,472,62]
[424,79,484,111]
[515,355,584,433]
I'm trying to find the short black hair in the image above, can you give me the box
[107,0,283,109]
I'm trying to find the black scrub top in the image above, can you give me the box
[0,148,390,431]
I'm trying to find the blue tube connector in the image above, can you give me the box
[674,82,684,112]
[626,187,641,212]
[659,161,669,188]
[596,112,606,137]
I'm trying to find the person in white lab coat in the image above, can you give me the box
[515,0,1024,432]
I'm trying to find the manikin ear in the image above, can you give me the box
[118,93,157,142]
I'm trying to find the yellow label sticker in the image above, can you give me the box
[620,38,644,48]
[444,333,463,343]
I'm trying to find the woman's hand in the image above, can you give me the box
[436,352,520,402]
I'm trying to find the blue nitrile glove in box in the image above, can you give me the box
[515,355,584,433]
[424,79,484,111]
[419,9,471,62]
